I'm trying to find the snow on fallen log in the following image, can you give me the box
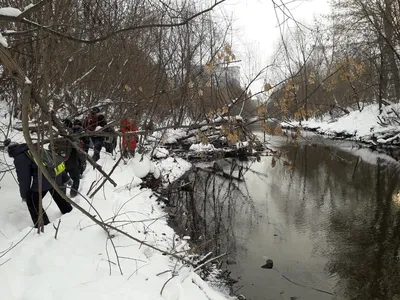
[376,132,400,144]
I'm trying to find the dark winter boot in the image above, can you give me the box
[70,189,78,198]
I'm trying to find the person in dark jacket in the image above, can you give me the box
[72,119,88,176]
[83,107,107,162]
[101,116,117,154]
[52,119,86,198]
[6,141,73,228]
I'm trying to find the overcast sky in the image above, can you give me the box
[218,0,330,92]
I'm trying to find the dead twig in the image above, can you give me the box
[0,257,11,267]
[127,263,149,280]
[160,274,177,296]
[193,253,227,272]
[53,219,61,239]
[89,154,124,198]
[195,252,213,266]
[156,269,172,276]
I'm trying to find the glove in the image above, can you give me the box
[22,198,26,202]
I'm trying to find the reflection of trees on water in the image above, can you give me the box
[277,144,400,299]
[171,159,258,259]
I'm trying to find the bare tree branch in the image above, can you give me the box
[0,0,226,44]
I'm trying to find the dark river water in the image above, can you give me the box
[173,135,400,300]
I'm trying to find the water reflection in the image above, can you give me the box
[171,142,400,300]
[270,144,400,300]
[170,159,259,256]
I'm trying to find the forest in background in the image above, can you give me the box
[264,0,400,124]
[0,0,257,132]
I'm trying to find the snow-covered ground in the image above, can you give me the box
[155,156,192,186]
[282,103,400,145]
[0,123,234,300]
[152,129,190,144]
[189,143,215,152]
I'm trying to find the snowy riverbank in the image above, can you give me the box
[0,133,235,300]
[281,103,400,149]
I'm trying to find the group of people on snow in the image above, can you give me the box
[3,106,139,228]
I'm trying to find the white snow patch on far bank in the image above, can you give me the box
[283,103,400,140]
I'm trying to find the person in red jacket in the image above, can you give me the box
[120,119,138,158]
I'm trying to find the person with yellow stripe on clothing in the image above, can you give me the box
[51,118,87,198]
[27,150,66,176]
[4,139,72,229]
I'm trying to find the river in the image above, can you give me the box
[172,134,400,300]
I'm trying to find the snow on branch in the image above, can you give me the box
[0,33,8,48]
[0,1,50,20]
[1,29,37,37]
[0,7,21,17]
[71,66,96,86]
[24,4,35,11]
[18,0,51,19]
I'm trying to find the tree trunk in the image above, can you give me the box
[379,34,389,112]
[383,0,400,100]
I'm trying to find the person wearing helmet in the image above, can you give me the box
[83,107,107,162]
[4,139,73,228]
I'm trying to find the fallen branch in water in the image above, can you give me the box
[281,273,334,295]
[272,267,334,296]
[193,253,227,272]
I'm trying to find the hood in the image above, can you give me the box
[73,119,82,125]
[63,118,73,128]
[73,127,84,133]
[8,143,29,158]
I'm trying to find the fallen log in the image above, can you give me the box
[171,147,257,162]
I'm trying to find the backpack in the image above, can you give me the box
[103,126,117,154]
[27,149,66,177]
